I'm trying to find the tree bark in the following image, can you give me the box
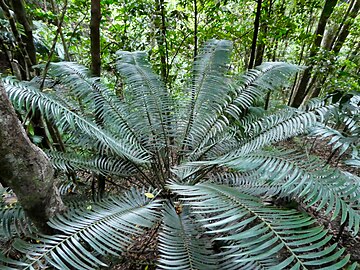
[90,0,106,196]
[9,0,37,67]
[331,0,360,54]
[193,0,198,59]
[290,0,338,107]
[90,0,101,77]
[0,83,65,234]
[310,0,359,99]
[155,0,168,81]
[248,0,262,69]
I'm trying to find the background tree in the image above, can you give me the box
[90,0,101,77]
[290,0,338,107]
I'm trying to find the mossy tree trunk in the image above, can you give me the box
[0,83,66,234]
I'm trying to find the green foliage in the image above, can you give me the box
[1,40,359,269]
[0,189,32,238]
[311,92,360,166]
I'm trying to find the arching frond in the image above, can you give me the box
[217,244,280,270]
[178,39,233,151]
[3,77,151,164]
[346,157,360,168]
[170,183,352,269]
[48,151,138,177]
[187,103,335,167]
[311,124,359,156]
[0,189,161,270]
[116,51,173,150]
[223,149,360,234]
[210,171,283,197]
[184,62,300,160]
[158,202,217,270]
[46,62,143,148]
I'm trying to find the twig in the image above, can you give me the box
[40,0,68,90]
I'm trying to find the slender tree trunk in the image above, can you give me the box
[9,0,36,67]
[90,0,101,77]
[248,0,262,69]
[288,6,316,105]
[332,0,360,54]
[330,0,356,50]
[49,0,70,60]
[290,0,338,107]
[0,0,32,80]
[310,0,359,99]
[155,0,168,82]
[193,0,198,59]
[255,0,272,67]
[90,0,105,197]
[0,83,65,234]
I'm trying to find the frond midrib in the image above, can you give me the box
[229,150,359,227]
[204,184,309,269]
[22,199,158,269]
[181,41,227,154]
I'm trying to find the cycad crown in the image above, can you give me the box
[1,39,359,270]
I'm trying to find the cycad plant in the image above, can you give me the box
[1,39,359,269]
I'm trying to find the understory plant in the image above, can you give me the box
[1,39,359,269]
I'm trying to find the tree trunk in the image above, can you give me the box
[255,0,272,67]
[193,0,198,59]
[248,0,262,69]
[90,0,106,196]
[290,0,338,107]
[90,0,101,77]
[9,0,37,67]
[331,0,360,54]
[155,0,168,81]
[310,0,359,99]
[0,83,65,234]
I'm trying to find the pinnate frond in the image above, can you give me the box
[3,77,151,164]
[224,149,360,235]
[179,39,233,151]
[158,202,217,270]
[46,62,142,148]
[170,182,353,269]
[48,151,137,177]
[184,62,300,159]
[0,192,33,238]
[0,189,161,270]
[116,51,173,150]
